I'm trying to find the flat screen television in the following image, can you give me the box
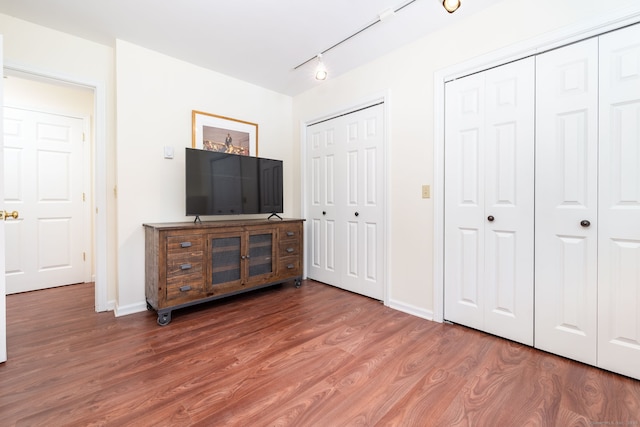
[185,148,283,218]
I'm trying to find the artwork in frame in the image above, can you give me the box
[191,110,258,156]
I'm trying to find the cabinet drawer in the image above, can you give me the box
[279,257,301,276]
[278,240,300,257]
[166,275,205,302]
[167,256,203,278]
[279,225,301,242]
[167,235,204,254]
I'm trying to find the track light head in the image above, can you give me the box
[443,0,461,13]
[315,54,328,81]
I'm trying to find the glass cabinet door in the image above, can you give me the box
[247,231,275,281]
[210,235,242,286]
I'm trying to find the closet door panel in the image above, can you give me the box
[444,73,486,329]
[339,105,385,299]
[445,58,534,345]
[535,38,599,365]
[598,22,640,379]
[307,128,340,286]
[483,57,534,345]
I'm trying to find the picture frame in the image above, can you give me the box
[191,110,258,156]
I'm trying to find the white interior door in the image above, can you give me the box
[3,107,86,294]
[1,36,6,363]
[306,103,385,300]
[597,23,640,380]
[444,58,535,345]
[535,38,599,365]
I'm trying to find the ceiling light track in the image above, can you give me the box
[293,0,419,71]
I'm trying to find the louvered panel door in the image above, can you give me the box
[597,23,640,380]
[535,38,599,365]
[444,58,534,345]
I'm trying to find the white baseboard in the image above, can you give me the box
[114,301,147,317]
[388,298,436,322]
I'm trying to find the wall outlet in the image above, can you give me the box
[422,184,431,199]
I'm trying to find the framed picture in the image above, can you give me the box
[192,110,258,156]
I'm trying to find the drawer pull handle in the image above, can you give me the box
[286,248,294,253]
[287,264,295,269]
[180,242,192,248]
[287,231,294,237]
[179,285,192,292]
[180,263,192,270]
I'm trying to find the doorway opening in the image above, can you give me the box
[3,66,107,312]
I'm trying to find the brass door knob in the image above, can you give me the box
[1,210,19,221]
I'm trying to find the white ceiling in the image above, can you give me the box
[0,0,502,96]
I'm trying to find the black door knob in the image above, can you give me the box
[355,212,359,217]
[322,211,326,215]
[580,220,591,227]
[487,215,495,222]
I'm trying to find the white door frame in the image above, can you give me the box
[3,62,109,313]
[433,6,640,323]
[300,91,391,306]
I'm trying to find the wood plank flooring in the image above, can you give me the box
[1,280,639,426]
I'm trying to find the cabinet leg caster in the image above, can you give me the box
[157,312,171,326]
[295,279,302,288]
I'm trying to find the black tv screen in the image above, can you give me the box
[185,148,283,216]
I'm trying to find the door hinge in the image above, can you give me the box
[82,132,86,142]
[83,192,86,202]
[83,252,86,261]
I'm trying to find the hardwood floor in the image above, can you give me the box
[1,281,638,426]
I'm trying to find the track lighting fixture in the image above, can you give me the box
[294,0,437,80]
[315,54,328,80]
[443,0,461,13]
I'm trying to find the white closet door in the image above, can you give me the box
[535,38,599,365]
[445,72,486,330]
[445,58,534,345]
[483,58,535,344]
[598,23,640,380]
[338,104,385,299]
[306,103,385,300]
[307,122,340,286]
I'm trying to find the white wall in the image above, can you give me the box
[292,0,640,318]
[114,40,294,314]
[4,74,93,116]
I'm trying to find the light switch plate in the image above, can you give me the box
[164,146,174,159]
[422,185,431,199]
